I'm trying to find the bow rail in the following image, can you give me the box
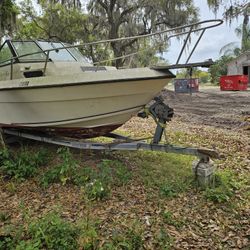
[0,19,223,79]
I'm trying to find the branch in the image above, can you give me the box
[109,0,117,13]
[96,0,108,12]
[120,38,138,51]
[120,5,139,20]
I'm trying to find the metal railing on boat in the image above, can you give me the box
[1,19,223,79]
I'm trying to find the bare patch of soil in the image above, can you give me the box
[160,88,250,131]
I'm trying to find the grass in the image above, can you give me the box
[0,212,86,250]
[0,123,248,249]
[101,221,144,250]
[129,151,194,197]
[203,169,244,203]
[0,147,49,181]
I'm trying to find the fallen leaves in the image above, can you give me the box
[1,89,250,249]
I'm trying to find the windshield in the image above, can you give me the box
[10,40,90,63]
[0,42,13,65]
[37,41,76,61]
[12,41,46,61]
[63,43,90,64]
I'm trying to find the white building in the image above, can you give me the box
[227,51,250,84]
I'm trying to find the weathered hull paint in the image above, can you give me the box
[2,124,122,139]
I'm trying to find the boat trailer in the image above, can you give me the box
[1,97,219,187]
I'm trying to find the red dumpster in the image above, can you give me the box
[220,75,248,91]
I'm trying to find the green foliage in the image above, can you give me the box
[0,235,15,250]
[102,222,143,250]
[100,159,132,187]
[198,71,210,84]
[154,228,173,250]
[176,68,211,84]
[0,0,19,41]
[80,159,132,201]
[134,151,193,199]
[160,180,189,198]
[0,212,80,250]
[17,1,87,43]
[78,218,99,249]
[15,0,199,67]
[40,147,77,187]
[83,179,108,201]
[27,212,79,250]
[162,211,184,228]
[87,0,198,67]
[0,148,48,181]
[0,42,13,64]
[204,170,241,203]
[0,211,10,222]
[208,55,234,84]
[40,149,131,201]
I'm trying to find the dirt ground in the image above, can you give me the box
[161,87,250,131]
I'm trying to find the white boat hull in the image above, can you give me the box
[0,67,173,138]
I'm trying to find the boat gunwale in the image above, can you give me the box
[0,73,174,91]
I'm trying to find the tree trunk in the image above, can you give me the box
[241,10,249,52]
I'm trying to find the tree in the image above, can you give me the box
[0,0,19,44]
[208,55,233,84]
[86,0,199,67]
[219,41,241,57]
[219,23,249,57]
[17,0,87,43]
[207,0,250,52]
[176,68,210,83]
[37,0,82,9]
[17,0,199,67]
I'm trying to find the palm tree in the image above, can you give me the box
[207,0,250,53]
[236,25,250,51]
[219,23,250,56]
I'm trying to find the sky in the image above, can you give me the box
[164,0,243,64]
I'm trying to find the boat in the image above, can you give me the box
[0,40,175,138]
[0,20,222,139]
